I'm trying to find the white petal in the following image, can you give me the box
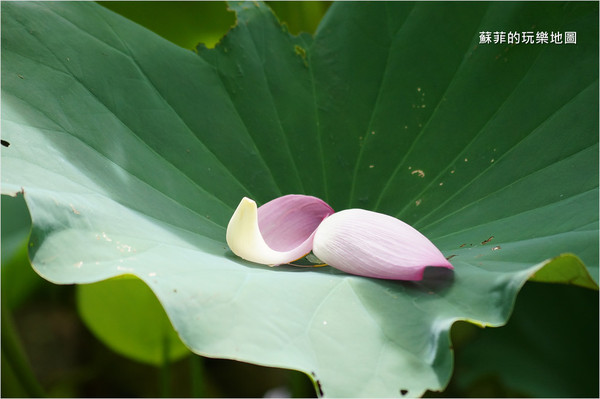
[226,196,332,266]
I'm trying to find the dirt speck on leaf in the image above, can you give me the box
[481,236,494,245]
[294,45,308,67]
[411,169,425,178]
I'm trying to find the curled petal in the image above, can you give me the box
[312,209,453,280]
[226,195,334,266]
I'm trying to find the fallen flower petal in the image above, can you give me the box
[312,209,453,280]
[226,195,334,266]
[226,195,452,281]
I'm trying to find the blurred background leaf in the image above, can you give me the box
[99,1,235,49]
[440,282,599,397]
[99,1,332,50]
[1,194,41,309]
[76,276,190,366]
[267,1,332,35]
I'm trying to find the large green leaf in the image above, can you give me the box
[1,2,598,397]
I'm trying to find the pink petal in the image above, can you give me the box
[312,209,453,281]
[257,194,334,254]
[227,195,334,266]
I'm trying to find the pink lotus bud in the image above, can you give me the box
[312,209,453,280]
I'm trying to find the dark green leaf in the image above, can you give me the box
[455,282,599,397]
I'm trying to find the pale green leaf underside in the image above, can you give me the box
[1,2,597,397]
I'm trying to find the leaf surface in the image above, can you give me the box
[1,2,598,397]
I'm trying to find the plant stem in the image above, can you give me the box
[190,355,206,397]
[159,334,171,398]
[1,300,46,397]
